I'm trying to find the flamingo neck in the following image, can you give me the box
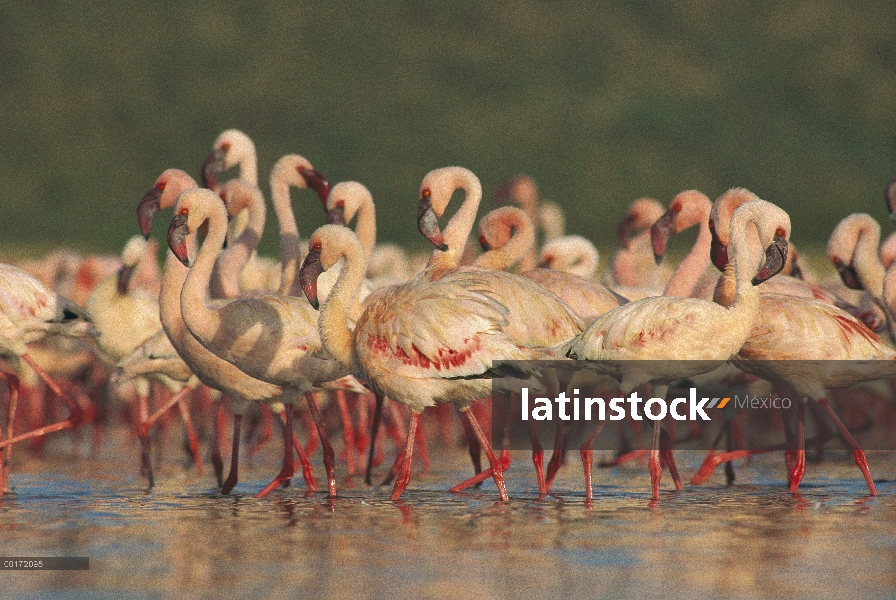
[270,176,302,296]
[475,217,534,272]
[426,176,482,273]
[883,263,896,340]
[726,212,761,327]
[664,217,713,297]
[160,244,192,348]
[854,219,885,305]
[354,199,377,259]
[181,211,227,346]
[211,189,266,299]
[319,245,365,368]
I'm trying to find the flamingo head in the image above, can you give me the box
[138,169,198,239]
[167,210,191,268]
[752,227,789,285]
[201,144,228,191]
[299,166,331,209]
[327,181,372,227]
[650,207,677,265]
[138,185,163,240]
[417,188,448,251]
[831,256,863,290]
[300,244,323,310]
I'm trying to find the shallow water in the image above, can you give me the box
[2,430,895,599]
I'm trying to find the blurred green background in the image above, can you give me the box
[2,0,896,263]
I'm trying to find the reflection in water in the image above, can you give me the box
[0,434,894,598]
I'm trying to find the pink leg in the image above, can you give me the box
[257,404,296,498]
[390,413,421,501]
[334,390,357,476]
[414,417,431,474]
[459,408,508,501]
[817,397,876,496]
[0,354,86,450]
[459,409,483,479]
[211,398,225,489]
[0,373,20,497]
[304,392,337,498]
[648,422,662,500]
[581,420,609,504]
[659,428,683,491]
[789,401,806,493]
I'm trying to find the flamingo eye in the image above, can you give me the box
[312,242,322,251]
[336,199,345,208]
[421,188,431,199]
[180,208,189,216]
[156,181,166,191]
[220,142,231,151]
[776,227,786,237]
[673,203,682,212]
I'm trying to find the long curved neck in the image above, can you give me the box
[211,189,266,299]
[160,242,193,347]
[854,220,885,306]
[426,178,482,274]
[271,175,302,296]
[475,217,534,272]
[319,245,366,368]
[664,216,713,297]
[181,211,227,346]
[726,214,761,325]
[355,199,377,259]
[882,262,896,340]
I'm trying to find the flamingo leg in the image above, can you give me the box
[391,412,420,500]
[0,373,20,497]
[580,419,609,504]
[0,354,87,450]
[221,413,243,495]
[788,400,806,493]
[334,390,357,476]
[458,409,483,483]
[648,421,662,500]
[138,393,154,489]
[304,392,337,498]
[459,408,509,502]
[365,394,384,485]
[211,399,226,488]
[659,427,683,491]
[527,419,547,497]
[816,397,876,496]
[543,419,567,491]
[175,391,203,475]
[414,417,431,474]
[257,404,295,498]
[280,411,317,493]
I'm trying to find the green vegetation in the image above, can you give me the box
[1,1,896,262]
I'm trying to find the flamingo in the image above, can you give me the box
[536,236,599,279]
[605,197,671,294]
[139,169,318,495]
[493,174,566,270]
[0,263,97,453]
[650,190,716,298]
[566,199,792,501]
[826,213,888,333]
[169,188,359,497]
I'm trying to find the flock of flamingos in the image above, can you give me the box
[1,128,896,504]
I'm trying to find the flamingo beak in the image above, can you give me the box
[479,233,492,252]
[834,259,864,290]
[167,213,191,267]
[116,264,136,295]
[418,196,448,251]
[710,226,728,271]
[752,233,788,285]
[137,187,163,239]
[300,248,323,310]
[650,210,675,265]
[327,204,346,226]
[299,167,331,209]
[202,147,227,191]
[788,252,805,280]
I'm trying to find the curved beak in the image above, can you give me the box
[167,213,191,267]
[650,210,675,265]
[788,252,804,280]
[418,196,448,251]
[710,225,728,271]
[299,167,331,209]
[834,260,863,290]
[116,264,136,295]
[327,205,346,226]
[137,187,163,239]
[202,147,227,190]
[299,248,323,310]
[752,233,788,285]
